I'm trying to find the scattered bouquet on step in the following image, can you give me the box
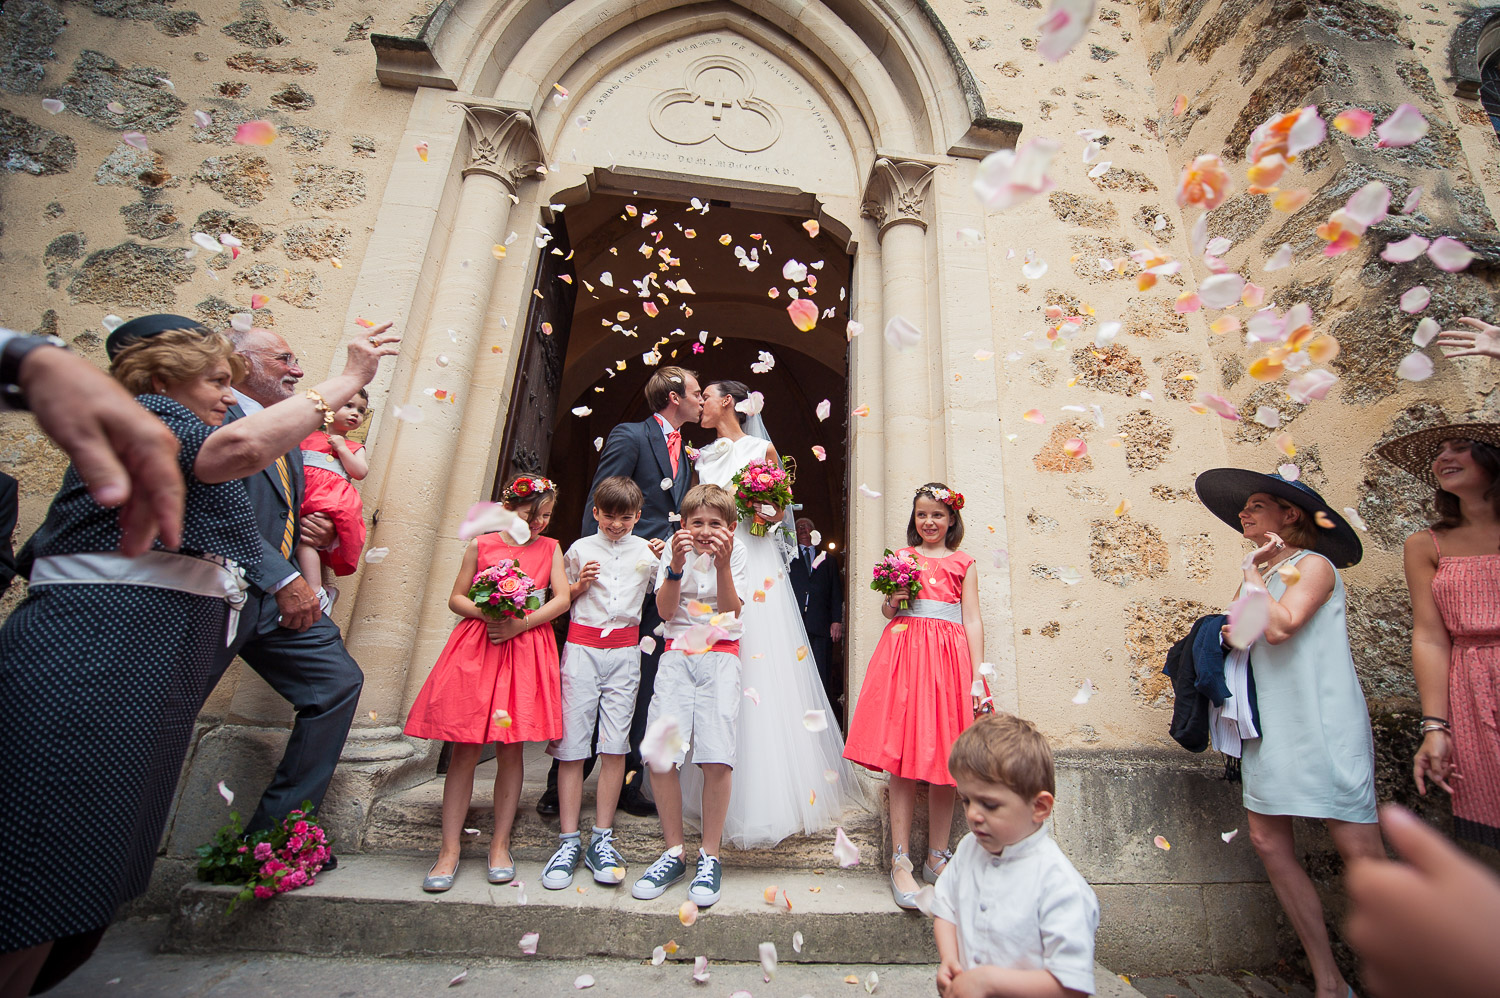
[730,459,794,536]
[469,560,543,620]
[871,549,924,611]
[194,802,332,913]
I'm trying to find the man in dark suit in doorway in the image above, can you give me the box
[207,326,367,856]
[789,516,843,700]
[537,366,701,818]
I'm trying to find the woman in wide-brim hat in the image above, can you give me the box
[0,315,398,996]
[1379,422,1500,853]
[1195,468,1382,998]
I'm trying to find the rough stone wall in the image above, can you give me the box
[0,0,419,708]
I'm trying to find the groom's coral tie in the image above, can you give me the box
[667,429,681,475]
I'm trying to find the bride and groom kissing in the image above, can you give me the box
[541,365,861,847]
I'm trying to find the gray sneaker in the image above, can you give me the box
[631,847,687,900]
[687,848,722,906]
[541,837,582,890]
[585,830,627,885]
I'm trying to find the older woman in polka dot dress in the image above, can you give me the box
[0,315,398,997]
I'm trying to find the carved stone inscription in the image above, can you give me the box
[573,33,856,193]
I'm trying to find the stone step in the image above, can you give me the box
[167,854,933,964]
[360,756,885,870]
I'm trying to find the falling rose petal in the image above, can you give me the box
[803,709,828,732]
[852,404,870,418]
[1344,181,1392,230]
[1274,433,1297,458]
[41,97,64,114]
[642,716,687,773]
[782,258,809,283]
[833,826,860,867]
[449,969,468,987]
[652,946,666,966]
[1376,104,1429,148]
[1057,565,1083,585]
[1198,392,1240,421]
[1174,292,1202,314]
[1380,234,1430,263]
[249,294,268,310]
[1265,244,1293,270]
[519,933,539,955]
[1333,108,1374,138]
[1400,286,1431,314]
[1314,510,1336,530]
[1023,408,1045,424]
[459,502,529,543]
[787,297,818,332]
[1154,835,1172,851]
[233,119,278,145]
[1287,368,1337,403]
[1227,585,1270,648]
[678,900,699,926]
[1113,498,1131,517]
[1196,272,1248,312]
[660,477,674,491]
[1253,406,1281,428]
[105,100,126,114]
[865,970,880,994]
[415,141,429,162]
[792,931,804,953]
[858,483,881,498]
[193,109,212,128]
[1177,153,1231,210]
[1172,93,1188,116]
[638,636,657,655]
[1397,351,1435,381]
[391,404,423,423]
[217,780,234,805]
[1036,0,1098,62]
[973,137,1060,210]
[1403,187,1423,214]
[815,398,831,421]
[802,219,820,237]
[884,315,921,351]
[1021,253,1049,280]
[1307,335,1340,365]
[1413,317,1440,347]
[574,976,595,990]
[1063,438,1088,458]
[1278,463,1300,482]
[846,320,863,339]
[1071,678,1096,705]
[1343,506,1369,533]
[692,956,710,983]
[364,546,390,565]
[1241,283,1266,308]
[759,941,778,982]
[192,232,222,254]
[1427,236,1475,273]
[1272,188,1310,212]
[812,445,827,461]
[1222,828,1240,843]
[1210,316,1241,335]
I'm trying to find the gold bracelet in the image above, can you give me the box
[304,389,335,428]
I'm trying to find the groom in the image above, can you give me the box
[537,366,702,818]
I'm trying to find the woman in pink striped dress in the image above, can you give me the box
[1383,423,1500,849]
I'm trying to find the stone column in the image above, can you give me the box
[860,157,941,537]
[343,102,544,744]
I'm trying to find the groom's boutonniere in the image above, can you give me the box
[684,443,700,462]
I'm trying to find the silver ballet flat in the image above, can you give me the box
[890,851,919,910]
[924,848,953,885]
[422,859,458,893]
[487,861,515,884]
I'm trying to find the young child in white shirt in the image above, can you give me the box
[933,712,1100,998]
[541,477,664,891]
[631,483,749,908]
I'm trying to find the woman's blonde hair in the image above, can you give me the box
[1266,495,1320,550]
[111,328,245,396]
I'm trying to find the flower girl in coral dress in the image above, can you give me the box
[404,475,570,892]
[844,483,985,909]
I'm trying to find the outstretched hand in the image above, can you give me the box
[1436,317,1500,359]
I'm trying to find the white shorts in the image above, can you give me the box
[546,642,642,761]
[645,648,742,768]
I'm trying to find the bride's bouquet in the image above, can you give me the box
[871,549,924,610]
[730,459,794,536]
[469,560,543,620]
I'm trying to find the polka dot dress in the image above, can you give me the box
[0,395,260,953]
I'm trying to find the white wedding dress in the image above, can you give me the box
[679,433,864,847]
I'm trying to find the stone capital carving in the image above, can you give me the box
[861,157,936,234]
[456,103,545,190]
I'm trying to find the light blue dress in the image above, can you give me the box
[1240,550,1378,823]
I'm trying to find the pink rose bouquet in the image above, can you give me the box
[195,802,332,914]
[469,559,543,620]
[871,548,924,610]
[730,459,795,536]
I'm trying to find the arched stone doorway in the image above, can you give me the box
[332,0,1023,770]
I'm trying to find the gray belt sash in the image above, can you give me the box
[30,551,249,645]
[895,598,963,624]
[301,449,349,480]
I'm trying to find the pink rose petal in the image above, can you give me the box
[1265,244,1293,271]
[41,98,64,114]
[234,119,279,145]
[1380,234,1429,263]
[1287,368,1337,403]
[1400,286,1431,314]
[1226,585,1270,649]
[884,315,922,351]
[1278,463,1300,481]
[1198,392,1240,421]
[1343,181,1391,231]
[974,138,1060,210]
[1413,317,1440,347]
[1397,352,1434,381]
[833,826,861,867]
[1286,106,1327,156]
[1376,104,1429,148]
[1426,236,1475,273]
[1198,272,1245,310]
[122,131,147,151]
[1036,0,1097,61]
[1332,108,1374,138]
[1403,187,1423,214]
[786,297,818,332]
[519,932,539,955]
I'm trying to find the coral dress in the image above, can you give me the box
[844,548,975,786]
[404,533,562,744]
[1429,530,1500,847]
[299,431,366,576]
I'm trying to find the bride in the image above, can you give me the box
[679,379,864,848]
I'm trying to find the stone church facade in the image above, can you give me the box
[2,0,1498,969]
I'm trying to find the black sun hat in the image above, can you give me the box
[1193,468,1363,569]
[1375,422,1500,489]
[105,313,211,361]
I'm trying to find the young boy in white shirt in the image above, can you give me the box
[932,713,1100,998]
[542,477,664,890]
[631,483,749,908]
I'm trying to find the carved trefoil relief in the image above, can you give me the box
[649,56,782,153]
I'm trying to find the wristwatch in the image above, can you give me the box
[0,329,68,412]
[665,565,684,580]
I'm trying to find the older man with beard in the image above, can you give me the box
[204,326,367,856]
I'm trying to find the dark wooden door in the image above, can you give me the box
[492,216,576,496]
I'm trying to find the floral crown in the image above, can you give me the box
[503,475,556,504]
[916,485,965,511]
